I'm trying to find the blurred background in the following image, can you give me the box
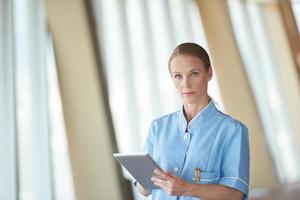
[1,0,300,199]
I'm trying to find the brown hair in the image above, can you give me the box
[168,42,211,71]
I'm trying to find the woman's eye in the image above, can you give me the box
[174,74,182,79]
[191,72,199,77]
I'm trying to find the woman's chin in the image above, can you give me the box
[183,98,198,105]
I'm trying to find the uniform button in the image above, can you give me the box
[183,134,188,139]
[174,166,179,172]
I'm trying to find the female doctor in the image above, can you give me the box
[137,42,249,200]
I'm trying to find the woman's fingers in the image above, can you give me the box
[151,170,189,196]
[153,169,172,180]
[152,176,168,188]
[151,169,174,189]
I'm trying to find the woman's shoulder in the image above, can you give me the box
[212,111,249,147]
[151,110,180,125]
[215,109,248,132]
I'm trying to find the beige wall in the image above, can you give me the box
[264,2,300,157]
[44,0,126,199]
[197,0,278,188]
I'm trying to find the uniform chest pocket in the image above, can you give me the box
[191,171,220,184]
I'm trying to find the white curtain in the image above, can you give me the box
[0,0,75,199]
[228,0,300,183]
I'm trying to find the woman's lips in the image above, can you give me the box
[182,92,195,96]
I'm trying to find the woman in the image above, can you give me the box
[137,43,249,200]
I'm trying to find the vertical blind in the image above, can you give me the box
[0,0,75,199]
[228,0,300,183]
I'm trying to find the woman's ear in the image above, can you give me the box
[208,66,213,81]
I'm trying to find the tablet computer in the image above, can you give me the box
[113,153,163,190]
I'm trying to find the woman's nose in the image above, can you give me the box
[183,77,191,87]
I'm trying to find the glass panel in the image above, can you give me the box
[93,0,223,152]
[92,0,142,153]
[126,0,162,142]
[0,0,17,199]
[228,0,300,183]
[13,0,53,198]
[1,0,75,199]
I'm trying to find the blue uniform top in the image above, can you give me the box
[145,101,250,200]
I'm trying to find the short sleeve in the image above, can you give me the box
[135,120,157,191]
[144,120,156,157]
[218,122,250,199]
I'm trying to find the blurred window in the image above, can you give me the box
[228,0,300,183]
[92,0,223,153]
[0,0,75,199]
[0,1,17,199]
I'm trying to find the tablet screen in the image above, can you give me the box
[113,153,163,190]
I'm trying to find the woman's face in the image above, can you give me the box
[169,55,212,105]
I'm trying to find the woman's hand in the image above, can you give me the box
[136,182,151,197]
[151,168,243,200]
[151,169,190,196]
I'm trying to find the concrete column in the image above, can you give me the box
[197,0,278,187]
[278,0,300,78]
[263,0,300,176]
[44,0,128,199]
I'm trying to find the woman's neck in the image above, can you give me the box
[183,96,210,123]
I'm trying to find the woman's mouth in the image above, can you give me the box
[182,92,195,96]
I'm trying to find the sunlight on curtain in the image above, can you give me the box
[13,1,53,198]
[0,0,17,199]
[0,0,75,199]
[228,0,300,183]
[93,0,223,154]
[14,1,75,198]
